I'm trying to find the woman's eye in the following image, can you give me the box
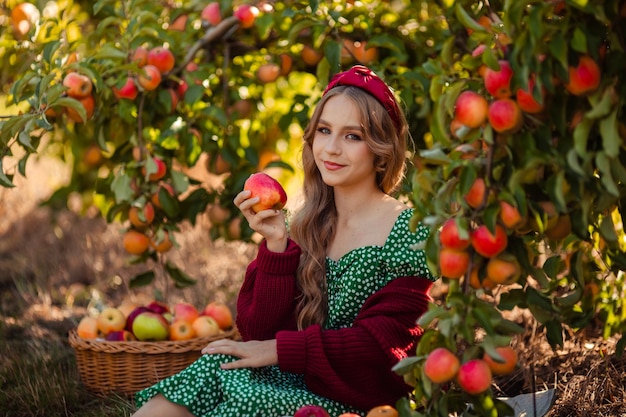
[346,133,362,141]
[317,127,330,134]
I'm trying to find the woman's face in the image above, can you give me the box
[312,94,377,190]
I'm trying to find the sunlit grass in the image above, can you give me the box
[0,336,135,417]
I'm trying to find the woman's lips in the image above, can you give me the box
[323,161,344,171]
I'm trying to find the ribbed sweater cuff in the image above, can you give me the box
[276,329,307,374]
[256,239,301,274]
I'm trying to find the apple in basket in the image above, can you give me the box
[294,405,331,417]
[96,307,126,336]
[132,311,170,341]
[125,306,151,332]
[192,315,220,338]
[105,330,137,341]
[201,301,233,330]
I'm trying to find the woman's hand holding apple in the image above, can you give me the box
[234,189,288,253]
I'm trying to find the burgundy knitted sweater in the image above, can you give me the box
[236,239,433,411]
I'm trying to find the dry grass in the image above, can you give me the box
[1,155,625,416]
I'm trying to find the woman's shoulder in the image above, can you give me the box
[380,207,434,280]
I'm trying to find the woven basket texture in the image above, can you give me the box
[68,327,239,397]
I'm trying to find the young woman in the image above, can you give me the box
[132,65,435,417]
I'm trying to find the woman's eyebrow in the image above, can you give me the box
[318,119,363,132]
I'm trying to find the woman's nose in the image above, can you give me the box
[324,135,341,154]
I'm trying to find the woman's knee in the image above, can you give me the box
[132,394,195,417]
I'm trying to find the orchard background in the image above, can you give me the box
[1,0,626,416]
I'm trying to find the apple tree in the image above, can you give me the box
[391,1,626,415]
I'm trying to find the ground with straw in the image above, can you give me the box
[0,155,624,417]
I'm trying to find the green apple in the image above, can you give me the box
[132,312,170,341]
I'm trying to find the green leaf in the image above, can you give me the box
[571,28,588,53]
[0,160,15,188]
[129,270,156,288]
[573,117,592,156]
[600,109,619,158]
[164,262,197,288]
[545,319,564,348]
[455,3,487,33]
[417,303,446,327]
[111,172,133,203]
[596,153,619,197]
[92,44,129,61]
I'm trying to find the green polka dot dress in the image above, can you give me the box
[135,209,431,417]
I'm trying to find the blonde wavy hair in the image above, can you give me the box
[289,85,409,329]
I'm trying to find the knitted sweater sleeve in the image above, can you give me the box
[235,239,301,341]
[276,275,433,411]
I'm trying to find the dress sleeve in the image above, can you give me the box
[235,239,301,341]
[275,275,433,411]
[380,218,434,282]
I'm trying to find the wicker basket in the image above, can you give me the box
[68,327,239,397]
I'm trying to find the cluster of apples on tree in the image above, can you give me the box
[76,299,233,342]
[393,1,626,415]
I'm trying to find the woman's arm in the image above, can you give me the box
[276,276,433,411]
[235,239,301,341]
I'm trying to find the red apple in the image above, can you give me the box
[151,181,176,209]
[65,94,95,123]
[439,247,470,280]
[565,55,601,96]
[142,157,167,181]
[515,77,545,114]
[201,2,222,25]
[132,312,170,341]
[234,4,259,28]
[147,46,175,74]
[192,315,220,338]
[113,77,138,100]
[137,64,162,91]
[456,359,493,395]
[201,301,233,330]
[439,218,470,250]
[147,300,170,314]
[125,306,151,332]
[243,172,287,213]
[131,46,148,67]
[471,224,508,258]
[464,177,487,209]
[76,316,99,339]
[170,319,197,341]
[105,330,137,341]
[424,347,460,384]
[63,72,93,98]
[294,405,331,417]
[454,91,489,129]
[173,302,200,324]
[483,60,514,98]
[488,98,523,134]
[96,307,127,336]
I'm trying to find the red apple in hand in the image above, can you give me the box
[243,172,287,213]
[294,405,330,417]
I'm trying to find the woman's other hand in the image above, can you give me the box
[234,190,288,252]
[201,338,278,369]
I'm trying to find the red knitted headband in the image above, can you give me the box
[323,65,402,131]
